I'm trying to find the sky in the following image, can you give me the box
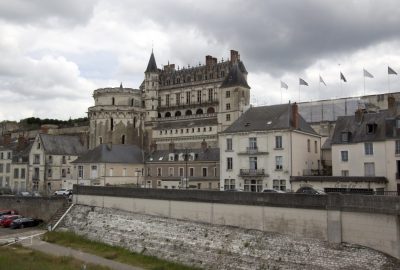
[1,0,400,121]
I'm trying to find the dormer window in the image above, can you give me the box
[366,123,377,134]
[168,153,174,161]
[341,132,350,142]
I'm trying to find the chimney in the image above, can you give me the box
[17,135,27,150]
[230,50,239,63]
[205,55,213,66]
[201,139,207,152]
[213,57,217,65]
[292,103,299,129]
[3,133,11,145]
[168,141,175,153]
[388,95,396,115]
[150,141,157,152]
[355,108,363,123]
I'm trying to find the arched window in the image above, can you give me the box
[112,97,115,105]
[133,117,136,128]
[185,110,192,116]
[207,107,215,114]
[165,112,171,117]
[110,118,114,131]
[158,113,161,118]
[121,135,126,144]
[131,99,134,106]
[175,111,181,117]
[196,109,203,115]
[99,137,103,144]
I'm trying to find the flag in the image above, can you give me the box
[363,69,374,78]
[340,72,347,82]
[280,81,288,89]
[319,75,327,86]
[299,78,308,86]
[388,66,398,75]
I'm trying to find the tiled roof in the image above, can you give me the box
[73,144,144,164]
[222,104,317,135]
[39,134,86,156]
[145,51,158,73]
[220,63,250,89]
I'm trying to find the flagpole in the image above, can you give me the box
[363,70,366,96]
[318,74,321,100]
[388,66,391,93]
[298,83,300,103]
[280,86,283,104]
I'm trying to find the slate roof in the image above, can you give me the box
[331,110,400,145]
[145,51,158,73]
[39,134,86,156]
[0,139,33,163]
[220,63,250,89]
[222,103,317,135]
[73,144,144,164]
[290,176,387,183]
[146,148,219,162]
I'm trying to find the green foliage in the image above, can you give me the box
[44,231,201,270]
[0,245,110,270]
[19,117,89,129]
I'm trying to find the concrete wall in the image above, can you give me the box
[73,186,400,259]
[0,196,67,221]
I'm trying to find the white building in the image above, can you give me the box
[219,103,321,192]
[329,95,400,193]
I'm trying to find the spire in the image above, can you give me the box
[220,63,250,89]
[145,51,158,73]
[120,82,123,89]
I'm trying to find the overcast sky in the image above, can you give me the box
[1,0,400,121]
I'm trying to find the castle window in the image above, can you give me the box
[226,103,231,110]
[158,113,161,118]
[110,118,114,131]
[131,99,134,106]
[221,71,225,77]
[207,107,215,114]
[185,110,192,116]
[226,114,231,121]
[112,97,115,105]
[196,109,203,115]
[99,137,103,144]
[366,123,377,134]
[226,91,230,98]
[341,132,350,142]
[176,93,180,105]
[208,88,213,101]
[166,94,170,107]
[133,117,136,128]
[175,111,181,117]
[197,90,201,103]
[165,112,171,117]
[121,135,126,144]
[186,92,191,104]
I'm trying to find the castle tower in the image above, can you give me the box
[144,51,159,122]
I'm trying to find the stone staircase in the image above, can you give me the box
[47,201,73,230]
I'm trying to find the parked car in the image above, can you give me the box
[0,215,22,227]
[262,189,286,193]
[296,186,326,195]
[0,209,18,217]
[10,217,42,229]
[19,191,31,196]
[54,189,72,196]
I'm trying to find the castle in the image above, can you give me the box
[88,50,251,151]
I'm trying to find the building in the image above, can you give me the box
[0,136,32,193]
[328,95,400,193]
[70,144,144,188]
[145,140,219,189]
[219,103,321,192]
[29,133,87,193]
[88,84,144,149]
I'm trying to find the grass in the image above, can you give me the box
[0,245,110,270]
[43,231,201,270]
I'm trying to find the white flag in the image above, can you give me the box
[280,81,288,89]
[363,69,374,78]
[319,76,327,86]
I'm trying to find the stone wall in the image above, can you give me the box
[0,196,67,221]
[61,205,400,270]
[73,186,400,259]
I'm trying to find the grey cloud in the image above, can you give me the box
[0,0,98,26]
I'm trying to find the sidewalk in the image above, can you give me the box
[23,238,144,270]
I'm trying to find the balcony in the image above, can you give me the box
[153,113,217,122]
[239,169,266,177]
[303,169,332,176]
[157,99,219,112]
[238,147,269,155]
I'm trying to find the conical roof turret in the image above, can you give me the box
[145,51,158,73]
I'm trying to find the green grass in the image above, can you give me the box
[0,245,110,270]
[43,231,201,270]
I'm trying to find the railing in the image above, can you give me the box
[157,99,219,112]
[238,147,269,155]
[153,113,217,122]
[239,169,265,176]
[303,169,332,176]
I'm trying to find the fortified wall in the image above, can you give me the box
[73,186,400,260]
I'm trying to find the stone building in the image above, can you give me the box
[145,140,219,190]
[143,49,250,151]
[88,84,144,149]
[219,103,321,192]
[69,144,144,188]
[29,133,86,193]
